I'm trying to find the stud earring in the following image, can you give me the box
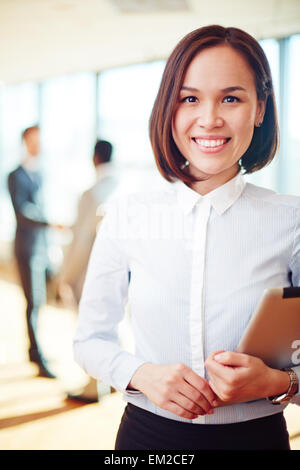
[180,160,190,170]
[256,121,262,127]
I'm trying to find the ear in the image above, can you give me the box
[255,99,267,127]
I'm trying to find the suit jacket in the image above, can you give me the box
[8,165,48,259]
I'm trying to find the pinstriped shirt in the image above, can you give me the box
[74,171,300,424]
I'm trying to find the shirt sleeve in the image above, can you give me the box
[289,212,300,405]
[73,201,146,394]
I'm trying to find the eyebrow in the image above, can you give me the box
[181,85,247,93]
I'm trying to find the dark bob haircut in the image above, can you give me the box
[149,25,279,184]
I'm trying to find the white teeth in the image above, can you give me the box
[194,138,227,147]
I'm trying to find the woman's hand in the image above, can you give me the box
[205,351,290,406]
[128,362,218,420]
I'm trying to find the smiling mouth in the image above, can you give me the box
[192,137,231,148]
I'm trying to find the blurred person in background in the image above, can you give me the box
[7,125,60,379]
[59,140,117,306]
[58,139,118,402]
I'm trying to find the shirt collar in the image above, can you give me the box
[174,171,246,215]
[95,162,114,181]
[21,154,40,174]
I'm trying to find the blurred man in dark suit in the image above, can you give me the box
[8,125,56,378]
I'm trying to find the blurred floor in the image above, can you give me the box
[0,264,125,450]
[0,263,299,450]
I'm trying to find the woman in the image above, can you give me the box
[74,25,300,450]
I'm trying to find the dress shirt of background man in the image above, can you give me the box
[58,139,118,402]
[7,125,60,379]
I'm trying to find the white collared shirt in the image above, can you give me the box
[74,172,300,424]
[95,162,115,182]
[21,153,40,174]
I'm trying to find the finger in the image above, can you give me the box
[208,381,226,408]
[179,381,215,413]
[182,369,217,407]
[168,401,200,420]
[177,387,213,414]
[176,392,210,415]
[205,350,226,367]
[205,355,235,382]
[213,351,251,367]
[208,375,226,401]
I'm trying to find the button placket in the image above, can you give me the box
[189,198,211,423]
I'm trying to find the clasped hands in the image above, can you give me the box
[129,351,288,420]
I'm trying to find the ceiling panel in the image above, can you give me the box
[0,0,299,84]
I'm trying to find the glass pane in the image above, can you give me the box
[97,61,167,194]
[244,39,280,191]
[284,34,300,195]
[0,82,39,241]
[40,73,96,224]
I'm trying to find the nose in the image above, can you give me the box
[195,103,224,129]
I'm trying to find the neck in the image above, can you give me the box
[189,165,240,195]
[95,162,112,179]
[22,153,39,172]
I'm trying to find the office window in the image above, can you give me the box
[244,39,280,191]
[97,61,167,194]
[284,34,300,196]
[0,83,39,241]
[40,73,96,224]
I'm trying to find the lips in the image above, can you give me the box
[192,137,231,148]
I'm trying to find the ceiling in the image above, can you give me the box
[1,0,300,85]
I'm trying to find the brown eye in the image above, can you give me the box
[181,96,198,103]
[223,95,240,103]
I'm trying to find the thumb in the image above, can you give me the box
[212,350,226,361]
[213,351,249,367]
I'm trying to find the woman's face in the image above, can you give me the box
[172,44,265,188]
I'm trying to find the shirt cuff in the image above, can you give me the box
[115,355,147,396]
[122,361,154,397]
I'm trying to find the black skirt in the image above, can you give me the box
[115,403,290,450]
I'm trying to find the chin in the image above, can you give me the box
[190,165,229,178]
[189,157,238,178]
